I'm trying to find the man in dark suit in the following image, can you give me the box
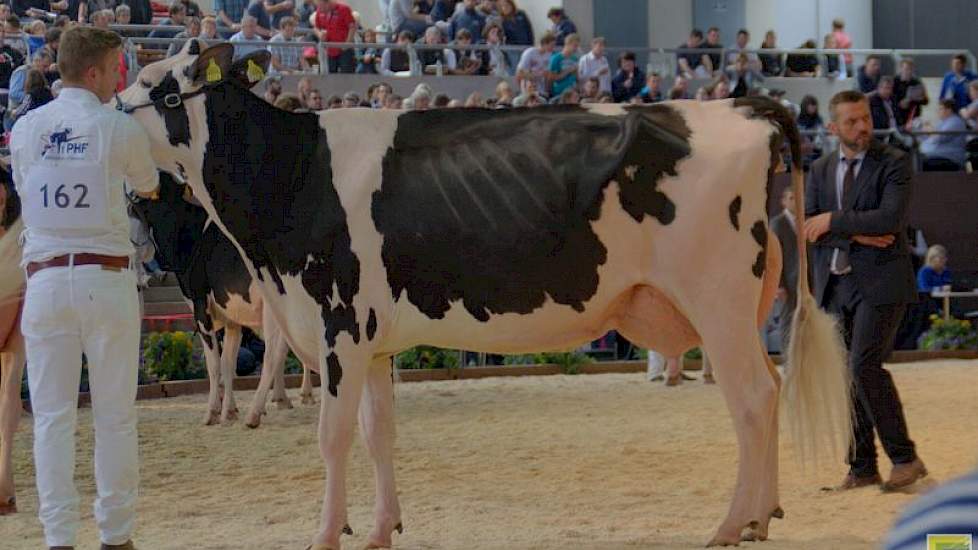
[802,90,927,492]
[869,76,900,131]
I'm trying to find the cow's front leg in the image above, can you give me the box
[220,326,242,424]
[359,356,402,549]
[199,331,222,426]
[300,364,316,405]
[311,347,367,550]
[0,337,26,515]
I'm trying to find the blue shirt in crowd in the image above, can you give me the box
[939,69,977,111]
[917,266,952,292]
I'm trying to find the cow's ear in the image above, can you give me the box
[188,43,235,87]
[230,50,272,89]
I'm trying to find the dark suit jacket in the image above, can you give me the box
[805,141,918,307]
[869,94,899,130]
[770,211,812,308]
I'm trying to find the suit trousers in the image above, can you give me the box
[824,274,917,477]
[22,264,141,547]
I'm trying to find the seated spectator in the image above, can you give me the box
[148,2,186,47]
[725,28,759,72]
[296,74,314,105]
[11,67,51,123]
[274,93,303,112]
[263,75,282,103]
[388,0,432,36]
[200,15,220,40]
[856,54,882,93]
[167,16,201,58]
[449,0,484,42]
[314,0,357,74]
[431,92,450,107]
[384,93,402,109]
[451,28,482,75]
[919,99,968,171]
[548,32,578,97]
[579,76,599,103]
[676,28,709,79]
[759,29,782,76]
[516,31,555,98]
[894,57,928,127]
[939,53,977,111]
[725,52,763,98]
[25,19,45,56]
[595,90,613,103]
[246,0,275,38]
[701,26,722,74]
[380,30,415,75]
[307,88,325,110]
[821,33,845,79]
[497,0,532,70]
[2,15,27,60]
[832,17,853,67]
[342,91,360,107]
[558,87,578,105]
[768,88,798,117]
[269,16,306,73]
[513,87,543,107]
[355,27,380,74]
[785,39,819,77]
[668,74,691,100]
[697,76,729,101]
[638,72,662,103]
[480,22,509,76]
[8,47,52,116]
[546,6,575,47]
[797,94,825,167]
[959,80,978,127]
[0,23,26,93]
[230,15,267,60]
[611,50,643,103]
[90,7,113,28]
[869,76,900,131]
[459,91,478,107]
[578,36,610,94]
[417,25,456,75]
[114,5,136,36]
[404,83,432,109]
[917,245,951,292]
[118,0,152,25]
[324,93,342,108]
[490,79,512,106]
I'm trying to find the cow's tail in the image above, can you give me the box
[738,97,853,464]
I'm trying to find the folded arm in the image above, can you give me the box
[829,153,912,236]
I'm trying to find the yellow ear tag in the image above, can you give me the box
[246,59,265,83]
[205,58,222,83]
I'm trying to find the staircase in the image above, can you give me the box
[141,274,194,332]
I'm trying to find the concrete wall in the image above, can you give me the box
[692,0,745,47]
[649,0,692,49]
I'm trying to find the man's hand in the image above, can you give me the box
[852,234,895,248]
[803,212,833,242]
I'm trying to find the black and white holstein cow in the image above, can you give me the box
[130,172,317,427]
[119,41,852,548]
[0,172,25,516]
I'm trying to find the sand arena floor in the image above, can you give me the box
[3,360,977,549]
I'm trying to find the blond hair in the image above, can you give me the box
[58,26,122,82]
[925,245,948,269]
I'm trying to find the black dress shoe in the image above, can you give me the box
[821,472,882,491]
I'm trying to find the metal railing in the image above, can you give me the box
[797,127,978,172]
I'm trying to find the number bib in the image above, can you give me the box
[22,164,109,230]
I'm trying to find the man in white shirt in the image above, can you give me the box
[578,36,610,93]
[268,16,306,73]
[229,15,266,60]
[10,26,158,550]
[516,31,555,98]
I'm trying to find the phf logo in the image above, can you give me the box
[41,127,89,159]
[929,534,973,550]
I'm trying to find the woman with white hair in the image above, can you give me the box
[917,244,952,293]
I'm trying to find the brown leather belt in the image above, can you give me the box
[26,253,130,278]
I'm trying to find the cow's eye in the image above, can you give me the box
[139,79,152,89]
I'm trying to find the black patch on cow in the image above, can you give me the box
[326,352,343,397]
[372,105,692,321]
[366,308,377,341]
[751,220,767,278]
[199,82,360,349]
[150,71,192,147]
[0,168,20,230]
[728,196,742,231]
[187,39,201,56]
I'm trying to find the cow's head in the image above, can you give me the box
[128,171,206,273]
[117,39,270,180]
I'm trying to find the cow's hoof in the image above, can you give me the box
[275,398,294,410]
[305,546,336,550]
[301,394,317,406]
[394,522,403,534]
[740,520,768,542]
[244,414,261,429]
[703,373,716,384]
[707,525,744,547]
[222,409,239,425]
[342,524,353,535]
[203,410,221,426]
[0,496,16,515]
[771,506,784,519]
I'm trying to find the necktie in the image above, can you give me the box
[835,158,858,272]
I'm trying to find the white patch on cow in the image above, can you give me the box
[624,165,639,181]
[581,103,628,117]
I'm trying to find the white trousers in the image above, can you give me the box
[22,264,140,547]
[646,350,666,379]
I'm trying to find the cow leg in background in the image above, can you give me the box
[0,332,25,515]
[199,330,223,426]
[219,326,242,424]
[271,361,293,410]
[311,345,368,550]
[358,356,402,549]
[244,320,290,429]
[300,364,316,405]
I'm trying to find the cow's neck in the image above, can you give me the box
[197,82,360,318]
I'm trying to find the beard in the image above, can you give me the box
[841,132,871,152]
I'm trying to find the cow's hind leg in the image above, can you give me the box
[0,335,25,515]
[301,364,316,405]
[359,356,402,549]
[245,319,290,428]
[311,345,368,550]
[199,330,223,425]
[220,326,242,424]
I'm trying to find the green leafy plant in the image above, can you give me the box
[142,331,206,381]
[284,351,303,374]
[395,346,460,370]
[683,347,703,361]
[503,351,593,374]
[918,315,978,351]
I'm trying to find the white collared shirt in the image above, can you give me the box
[10,87,159,266]
[829,149,867,275]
